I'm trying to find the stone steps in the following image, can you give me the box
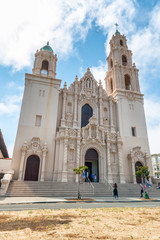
[6,181,160,198]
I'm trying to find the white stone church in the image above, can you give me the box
[10,31,153,186]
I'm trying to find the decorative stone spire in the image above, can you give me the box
[75,75,78,81]
[64,81,67,89]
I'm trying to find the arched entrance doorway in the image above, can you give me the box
[135,161,143,183]
[24,155,40,181]
[85,148,99,182]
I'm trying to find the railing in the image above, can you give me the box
[86,177,95,195]
[104,176,113,192]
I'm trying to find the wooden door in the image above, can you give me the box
[135,161,143,183]
[24,155,40,181]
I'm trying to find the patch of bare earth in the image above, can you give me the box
[0,207,160,239]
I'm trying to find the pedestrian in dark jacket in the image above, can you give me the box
[140,183,144,198]
[113,183,118,199]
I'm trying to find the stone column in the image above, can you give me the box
[18,141,27,181]
[53,138,59,181]
[61,83,67,127]
[40,143,48,181]
[107,135,113,183]
[96,126,99,139]
[117,138,125,183]
[102,131,105,144]
[73,76,78,127]
[89,125,91,138]
[131,158,137,184]
[109,97,114,132]
[76,130,81,182]
[99,99,103,126]
[62,129,68,182]
[99,81,103,126]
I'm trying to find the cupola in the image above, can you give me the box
[32,42,57,78]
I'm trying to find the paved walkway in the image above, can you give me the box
[0,196,160,205]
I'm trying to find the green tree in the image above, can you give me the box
[73,165,88,199]
[135,165,150,199]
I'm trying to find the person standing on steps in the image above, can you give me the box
[113,183,118,199]
[94,174,97,182]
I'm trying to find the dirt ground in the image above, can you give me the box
[0,207,160,240]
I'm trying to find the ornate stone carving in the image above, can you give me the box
[109,133,117,143]
[110,144,116,153]
[30,138,42,152]
[68,129,77,137]
[89,115,98,125]
[66,113,72,121]
[125,92,135,101]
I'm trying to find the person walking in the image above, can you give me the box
[140,183,144,198]
[113,183,118,199]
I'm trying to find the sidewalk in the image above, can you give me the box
[0,196,160,205]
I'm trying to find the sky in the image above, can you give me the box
[0,0,160,157]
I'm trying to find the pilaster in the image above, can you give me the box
[61,82,67,127]
[76,130,81,182]
[107,135,113,183]
[18,142,27,181]
[73,76,78,127]
[40,143,48,181]
[117,133,125,183]
[62,128,68,182]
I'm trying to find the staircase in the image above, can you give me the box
[6,181,160,198]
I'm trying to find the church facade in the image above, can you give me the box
[11,31,153,185]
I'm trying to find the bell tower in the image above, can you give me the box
[105,30,153,183]
[11,42,61,181]
[105,31,140,95]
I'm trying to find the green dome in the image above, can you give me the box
[115,30,120,35]
[41,42,53,52]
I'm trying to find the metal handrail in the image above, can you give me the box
[104,176,113,191]
[86,177,94,194]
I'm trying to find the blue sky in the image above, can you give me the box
[0,0,160,156]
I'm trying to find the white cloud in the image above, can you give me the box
[144,97,160,154]
[129,3,160,74]
[147,125,160,155]
[90,61,107,88]
[0,0,136,70]
[0,93,22,116]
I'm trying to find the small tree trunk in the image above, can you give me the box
[77,174,81,199]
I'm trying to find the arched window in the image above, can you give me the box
[110,59,113,68]
[41,60,49,74]
[122,55,127,66]
[110,78,113,93]
[125,74,131,90]
[67,102,72,114]
[120,40,123,46]
[81,104,93,128]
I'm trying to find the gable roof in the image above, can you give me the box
[0,129,9,158]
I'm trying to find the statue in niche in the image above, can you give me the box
[86,78,90,88]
